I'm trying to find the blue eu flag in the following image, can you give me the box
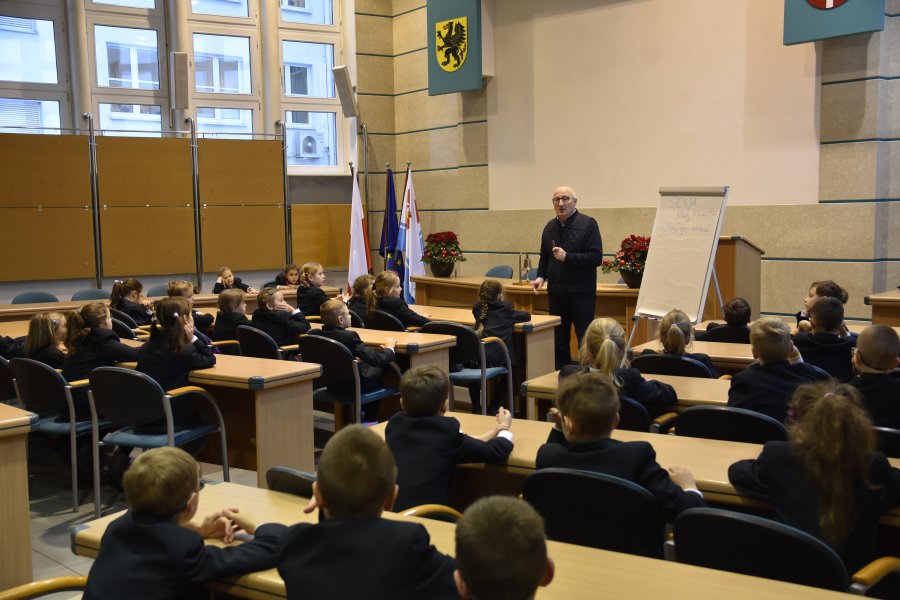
[379,169,405,283]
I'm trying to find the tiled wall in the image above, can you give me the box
[354,1,897,323]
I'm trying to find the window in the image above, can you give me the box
[0,16,58,84]
[94,25,159,90]
[92,0,156,8]
[191,0,249,19]
[285,110,335,167]
[193,34,251,95]
[282,0,333,26]
[197,106,253,139]
[99,101,161,136]
[282,41,333,98]
[0,97,60,134]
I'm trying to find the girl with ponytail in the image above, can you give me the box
[563,318,677,417]
[730,382,900,572]
[467,279,531,414]
[639,309,718,377]
[109,278,153,326]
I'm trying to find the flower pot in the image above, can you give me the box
[620,270,643,289]
[429,262,455,278]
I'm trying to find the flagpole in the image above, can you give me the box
[384,162,390,270]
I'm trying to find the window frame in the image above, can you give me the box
[194,99,261,138]
[187,0,258,28]
[278,0,338,32]
[94,95,165,137]
[190,28,261,103]
[86,14,168,105]
[85,0,162,17]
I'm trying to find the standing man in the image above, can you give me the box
[531,186,603,369]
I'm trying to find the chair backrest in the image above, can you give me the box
[700,326,751,344]
[525,267,538,280]
[523,468,665,558]
[110,309,139,329]
[0,356,16,404]
[11,291,59,304]
[145,284,168,297]
[296,335,357,388]
[88,367,169,426]
[484,265,513,279]
[71,288,110,301]
[674,508,850,591]
[236,325,281,360]
[631,354,714,378]
[261,280,278,289]
[875,427,900,459]
[675,406,788,444]
[617,395,652,432]
[795,345,854,382]
[365,310,405,332]
[420,321,483,366]
[110,319,136,340]
[348,309,364,328]
[10,357,69,413]
[266,466,316,497]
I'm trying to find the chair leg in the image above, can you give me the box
[92,437,102,520]
[448,384,455,412]
[218,431,230,483]
[69,433,78,514]
[481,376,488,416]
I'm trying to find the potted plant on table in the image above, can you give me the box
[601,235,650,288]
[422,231,466,277]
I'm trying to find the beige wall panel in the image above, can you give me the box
[394,0,425,18]
[458,121,487,165]
[885,15,900,78]
[101,206,195,276]
[355,15,393,55]
[356,54,394,95]
[366,135,398,178]
[820,80,880,142]
[884,202,900,259]
[886,135,900,199]
[393,49,427,93]
[885,79,900,138]
[292,204,351,269]
[720,204,875,260]
[762,260,873,320]
[96,138,192,207]
[201,205,285,272]
[0,134,90,207]
[819,142,879,200]
[198,139,283,206]
[358,94,395,133]
[394,91,459,133]
[364,170,405,212]
[0,207,95,281]
[395,128,459,171]
[388,167,487,211]
[355,1,391,16]
[461,90,487,122]
[393,4,426,55]
[821,31,883,82]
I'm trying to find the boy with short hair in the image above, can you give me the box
[275,425,458,599]
[850,325,900,428]
[793,296,856,381]
[537,371,704,521]
[309,298,397,422]
[455,496,554,600]
[83,447,285,600]
[386,365,515,511]
[727,317,830,422]
[699,297,751,343]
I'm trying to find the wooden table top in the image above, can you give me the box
[413,275,641,298]
[0,403,35,438]
[409,304,561,332]
[347,328,456,354]
[865,291,900,306]
[629,340,754,369]
[522,371,730,407]
[694,320,899,336]
[70,481,855,600]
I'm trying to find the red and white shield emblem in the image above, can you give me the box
[806,0,850,9]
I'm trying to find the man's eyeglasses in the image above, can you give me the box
[551,195,575,205]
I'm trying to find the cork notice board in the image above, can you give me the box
[199,139,283,206]
[100,206,196,276]
[96,137,192,207]
[201,205,285,271]
[0,207,96,281]
[292,204,351,269]
[0,133,91,207]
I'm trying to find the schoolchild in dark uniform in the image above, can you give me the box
[23,312,66,369]
[793,296,856,381]
[212,266,256,294]
[110,278,153,326]
[297,262,348,317]
[250,288,311,347]
[211,289,249,342]
[347,274,373,321]
[849,325,900,429]
[639,309,719,377]
[367,270,430,329]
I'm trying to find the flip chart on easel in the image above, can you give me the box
[635,186,729,323]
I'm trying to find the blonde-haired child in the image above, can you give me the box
[24,311,66,369]
[639,309,718,377]
[296,262,350,317]
[213,267,257,294]
[366,270,429,328]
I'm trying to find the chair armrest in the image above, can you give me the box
[279,344,300,352]
[718,374,732,380]
[137,325,152,332]
[405,326,422,332]
[650,412,679,434]
[166,385,212,398]
[851,556,900,587]
[209,340,240,348]
[401,504,462,521]
[68,379,90,389]
[0,576,87,600]
[305,315,322,323]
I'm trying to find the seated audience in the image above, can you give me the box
[275,425,458,599]
[697,297,751,343]
[250,288,310,347]
[793,296,856,381]
[385,365,514,511]
[850,325,900,429]
[167,280,214,330]
[110,278,153,326]
[455,496,554,600]
[211,289,249,342]
[23,311,66,369]
[347,274,373,321]
[537,371,705,521]
[367,270,430,329]
[212,266,256,294]
[639,309,718,377]
[727,317,830,422]
[83,447,285,600]
[729,382,900,573]
[795,279,850,335]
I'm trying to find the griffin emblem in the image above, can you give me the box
[435,17,468,73]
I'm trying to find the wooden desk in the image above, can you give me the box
[866,291,900,327]
[521,371,730,420]
[70,481,853,600]
[349,328,456,374]
[0,403,35,589]
[695,320,900,337]
[629,340,753,374]
[409,304,560,383]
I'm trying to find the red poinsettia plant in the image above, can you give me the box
[601,235,651,274]
[422,231,467,265]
